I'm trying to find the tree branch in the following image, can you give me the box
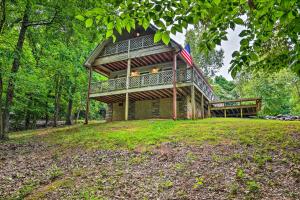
[26,10,58,27]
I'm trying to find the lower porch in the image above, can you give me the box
[91,86,210,121]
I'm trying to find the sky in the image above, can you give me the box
[171,26,243,80]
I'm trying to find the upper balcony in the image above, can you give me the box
[99,35,163,58]
[90,68,216,101]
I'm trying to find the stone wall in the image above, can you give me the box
[129,101,135,120]
[105,104,113,122]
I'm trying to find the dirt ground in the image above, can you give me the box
[1,141,299,200]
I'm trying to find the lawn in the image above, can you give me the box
[1,118,300,199]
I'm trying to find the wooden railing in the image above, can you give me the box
[192,68,216,100]
[100,35,163,57]
[90,68,217,100]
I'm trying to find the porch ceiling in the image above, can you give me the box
[97,51,174,73]
[92,87,190,104]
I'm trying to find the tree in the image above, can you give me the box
[3,0,58,132]
[212,75,238,100]
[185,27,224,78]
[235,69,298,115]
[80,0,300,76]
[0,0,106,139]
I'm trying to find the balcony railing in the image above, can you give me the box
[99,35,163,57]
[90,68,217,100]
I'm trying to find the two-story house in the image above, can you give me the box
[83,25,217,122]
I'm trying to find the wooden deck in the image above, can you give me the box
[90,67,217,101]
[209,98,262,118]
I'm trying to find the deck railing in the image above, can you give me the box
[192,69,216,100]
[90,68,217,100]
[100,35,163,57]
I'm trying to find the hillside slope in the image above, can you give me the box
[1,118,299,199]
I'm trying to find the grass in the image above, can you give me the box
[7,118,300,151]
[3,118,300,199]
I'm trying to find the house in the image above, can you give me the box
[83,25,217,122]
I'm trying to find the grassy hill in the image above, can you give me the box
[1,118,300,199]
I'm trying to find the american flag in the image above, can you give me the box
[180,44,193,66]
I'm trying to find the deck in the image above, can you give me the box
[209,98,262,117]
[90,68,216,101]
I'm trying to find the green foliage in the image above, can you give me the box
[160,180,174,189]
[236,168,245,179]
[213,75,238,100]
[246,180,260,193]
[0,0,106,133]
[79,0,300,75]
[193,177,204,189]
[185,27,224,78]
[47,164,64,181]
[235,69,299,115]
[14,179,38,200]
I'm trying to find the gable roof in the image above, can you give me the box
[84,24,182,68]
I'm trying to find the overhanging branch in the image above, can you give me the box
[26,9,58,27]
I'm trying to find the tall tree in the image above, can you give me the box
[185,26,224,78]
[3,0,57,132]
[0,0,7,139]
[213,75,238,100]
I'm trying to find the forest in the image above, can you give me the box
[0,0,299,139]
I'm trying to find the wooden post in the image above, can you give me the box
[191,85,196,119]
[125,58,131,121]
[172,52,177,120]
[201,93,204,119]
[208,103,211,118]
[224,109,227,118]
[85,66,92,124]
[240,100,243,118]
[125,39,131,121]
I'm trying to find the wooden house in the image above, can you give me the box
[83,25,217,122]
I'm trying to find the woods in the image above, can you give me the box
[0,0,107,139]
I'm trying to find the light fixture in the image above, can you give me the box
[151,67,159,74]
[131,70,140,77]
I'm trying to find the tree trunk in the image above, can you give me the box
[0,0,6,139]
[75,110,80,124]
[24,94,32,130]
[53,75,62,127]
[45,101,49,127]
[0,0,6,33]
[3,2,30,133]
[65,85,76,125]
[65,98,73,125]
[0,70,5,140]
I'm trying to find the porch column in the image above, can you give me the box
[125,58,131,120]
[85,66,92,124]
[240,100,243,118]
[172,52,177,120]
[201,93,204,119]
[191,85,196,119]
